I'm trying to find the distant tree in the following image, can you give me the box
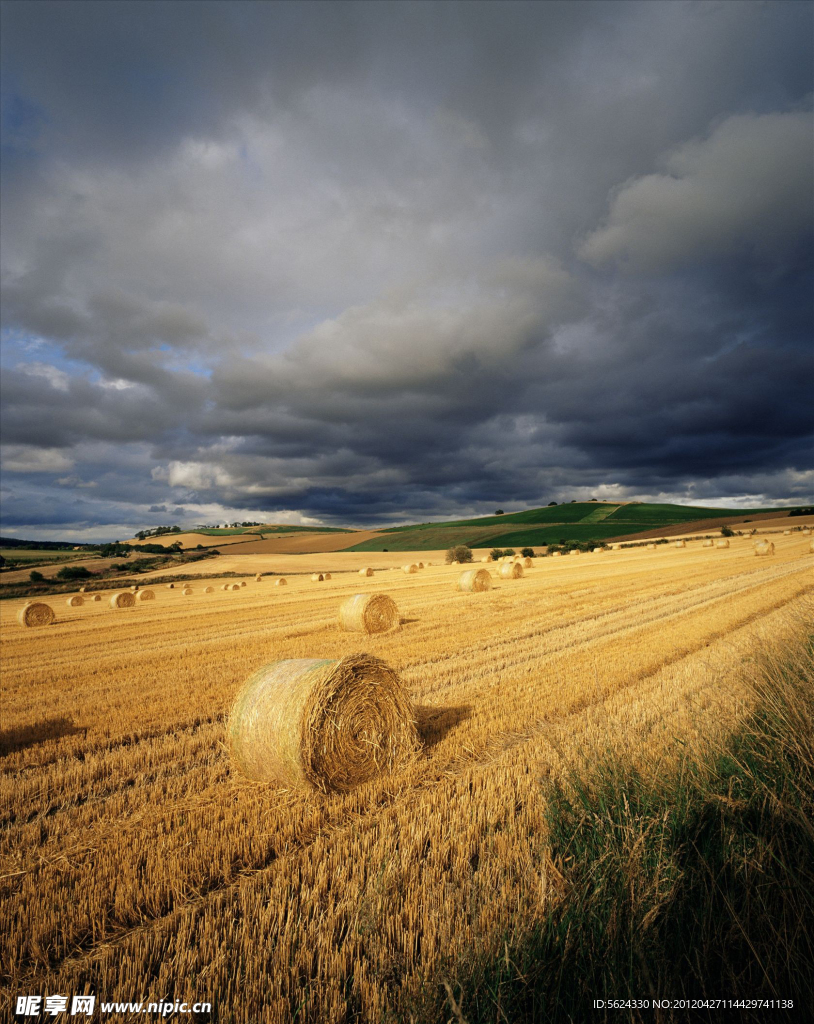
[490,548,503,560]
[590,497,598,501]
[382,548,388,552]
[446,545,473,564]
[521,547,535,558]
[29,570,45,582]
[0,554,5,568]
[570,499,577,503]
[56,565,92,581]
[503,548,516,557]
[721,526,734,537]
[494,509,504,515]
[548,501,557,506]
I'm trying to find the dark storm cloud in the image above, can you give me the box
[1,0,812,539]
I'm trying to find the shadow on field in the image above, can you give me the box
[0,715,86,756]
[415,704,473,750]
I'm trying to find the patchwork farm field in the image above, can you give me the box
[1,535,812,1021]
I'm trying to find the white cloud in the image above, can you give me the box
[151,460,234,490]
[579,110,813,270]
[1,445,75,473]
[16,361,71,391]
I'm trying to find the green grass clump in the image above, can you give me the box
[434,630,814,1023]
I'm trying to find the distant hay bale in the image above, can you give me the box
[275,578,287,586]
[417,562,424,569]
[426,562,432,566]
[674,540,686,548]
[255,575,262,582]
[551,551,562,558]
[338,593,399,634]
[499,562,523,579]
[802,528,811,536]
[755,541,775,556]
[311,573,324,582]
[137,589,155,601]
[79,587,86,593]
[716,539,730,548]
[183,587,194,595]
[702,539,714,548]
[129,586,139,592]
[18,602,55,627]
[783,530,791,535]
[203,586,214,593]
[359,567,374,577]
[324,573,332,580]
[241,581,247,587]
[457,568,492,592]
[230,583,241,591]
[403,564,418,574]
[480,555,491,563]
[92,594,101,602]
[227,653,419,792]
[569,549,580,556]
[221,583,230,591]
[109,591,135,609]
[66,595,84,607]
[810,539,814,553]
[166,583,174,589]
[523,557,533,567]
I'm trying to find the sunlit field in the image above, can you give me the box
[1,534,812,1021]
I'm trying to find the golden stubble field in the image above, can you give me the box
[1,535,812,1022]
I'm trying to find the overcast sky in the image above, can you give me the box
[1,0,812,540]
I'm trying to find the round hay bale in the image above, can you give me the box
[551,551,562,558]
[230,583,240,591]
[17,602,55,627]
[647,543,657,550]
[255,575,263,582]
[241,581,247,587]
[499,562,523,579]
[324,573,332,580]
[451,560,460,566]
[755,541,775,556]
[802,528,810,536]
[716,539,730,548]
[403,564,418,574]
[569,549,580,556]
[92,594,101,602]
[137,589,155,601]
[129,586,139,592]
[221,583,230,591]
[523,556,533,567]
[204,586,214,593]
[227,654,419,792]
[275,578,287,587]
[426,562,432,566]
[480,555,491,563]
[674,540,686,548]
[457,568,492,592]
[311,573,324,582]
[359,567,374,577]
[783,529,791,535]
[66,595,84,607]
[338,593,399,634]
[702,539,714,548]
[182,587,194,595]
[166,583,175,589]
[417,561,424,569]
[810,539,814,553]
[79,586,86,593]
[109,591,135,609]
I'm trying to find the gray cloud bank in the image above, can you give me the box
[1,0,812,539]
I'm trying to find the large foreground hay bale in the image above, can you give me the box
[702,539,714,548]
[66,595,84,607]
[137,589,155,602]
[275,578,287,586]
[403,564,418,574]
[457,568,492,592]
[499,562,523,579]
[18,602,55,627]
[338,593,399,634]
[311,573,324,582]
[716,539,730,548]
[109,591,135,609]
[227,654,419,792]
[359,567,374,577]
[755,541,775,556]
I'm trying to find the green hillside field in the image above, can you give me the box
[347,502,791,552]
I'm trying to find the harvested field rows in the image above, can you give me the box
[1,536,812,1021]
